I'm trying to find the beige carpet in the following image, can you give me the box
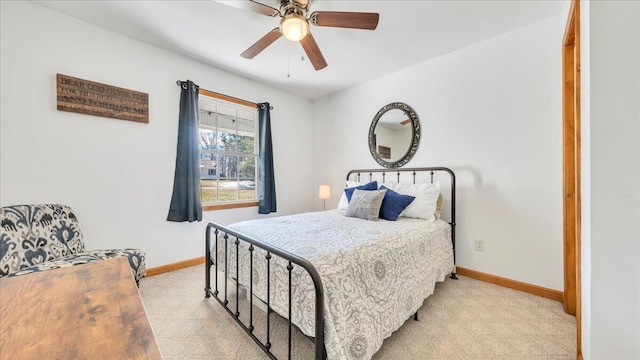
[138,265,576,360]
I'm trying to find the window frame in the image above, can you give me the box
[199,89,259,211]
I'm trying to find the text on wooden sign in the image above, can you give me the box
[56,74,149,123]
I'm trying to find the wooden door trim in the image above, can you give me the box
[562,0,581,359]
[562,31,577,317]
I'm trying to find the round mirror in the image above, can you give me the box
[368,102,420,168]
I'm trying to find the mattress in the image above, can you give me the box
[213,210,454,360]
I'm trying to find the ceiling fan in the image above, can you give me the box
[218,0,380,71]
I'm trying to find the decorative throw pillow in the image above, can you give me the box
[337,181,361,210]
[345,188,387,220]
[337,181,378,210]
[378,186,415,221]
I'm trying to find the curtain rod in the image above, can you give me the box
[176,80,273,110]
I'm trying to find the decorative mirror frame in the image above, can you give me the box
[368,102,421,168]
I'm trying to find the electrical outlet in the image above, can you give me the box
[475,239,485,252]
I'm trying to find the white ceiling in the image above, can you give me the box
[35,0,564,100]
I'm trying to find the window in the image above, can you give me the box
[199,93,258,209]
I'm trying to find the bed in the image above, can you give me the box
[205,167,457,360]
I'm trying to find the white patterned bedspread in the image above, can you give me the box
[214,210,454,360]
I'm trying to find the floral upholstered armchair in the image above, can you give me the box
[0,204,146,285]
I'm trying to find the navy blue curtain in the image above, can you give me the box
[167,80,202,222]
[258,103,277,214]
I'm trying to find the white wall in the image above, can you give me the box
[0,1,315,268]
[582,1,640,359]
[312,15,565,291]
[579,1,592,358]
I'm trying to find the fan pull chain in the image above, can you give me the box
[285,43,305,78]
[287,50,291,78]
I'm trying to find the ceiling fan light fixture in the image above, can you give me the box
[227,0,378,70]
[280,13,309,42]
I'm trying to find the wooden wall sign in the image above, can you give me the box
[56,74,149,123]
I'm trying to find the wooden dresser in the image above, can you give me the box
[0,257,162,359]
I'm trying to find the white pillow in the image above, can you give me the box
[383,181,440,221]
[337,181,364,210]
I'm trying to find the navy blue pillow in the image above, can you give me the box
[344,181,378,202]
[378,185,416,221]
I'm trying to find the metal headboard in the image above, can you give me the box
[346,167,457,278]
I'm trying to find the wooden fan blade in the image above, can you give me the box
[241,28,282,59]
[400,119,411,125]
[300,32,327,70]
[218,0,279,17]
[311,11,379,30]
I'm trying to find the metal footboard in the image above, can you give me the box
[205,223,325,360]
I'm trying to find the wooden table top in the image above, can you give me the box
[0,257,162,360]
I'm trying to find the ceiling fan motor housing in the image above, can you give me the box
[278,0,308,17]
[280,0,309,10]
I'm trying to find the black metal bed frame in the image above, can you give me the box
[204,167,457,360]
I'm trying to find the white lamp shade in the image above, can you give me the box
[318,185,331,200]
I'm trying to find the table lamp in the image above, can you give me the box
[318,185,330,211]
